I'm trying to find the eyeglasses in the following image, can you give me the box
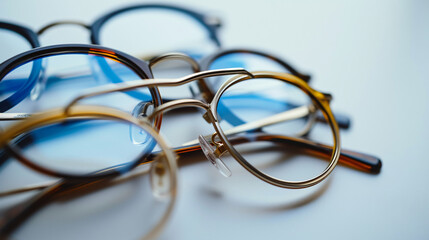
[2,6,354,131]
[0,44,381,175]
[0,45,352,139]
[0,3,221,62]
[6,58,341,186]
[0,45,304,126]
[64,69,364,186]
[197,48,351,129]
[0,106,178,239]
[0,47,381,236]
[1,6,346,127]
[0,68,340,235]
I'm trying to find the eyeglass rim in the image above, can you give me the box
[91,3,221,47]
[0,44,153,79]
[0,21,40,48]
[65,69,341,188]
[200,48,311,83]
[209,71,341,188]
[0,3,221,48]
[0,107,178,240]
[0,104,178,182]
[0,43,163,129]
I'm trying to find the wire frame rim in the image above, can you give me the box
[0,106,177,239]
[0,105,177,183]
[209,71,341,189]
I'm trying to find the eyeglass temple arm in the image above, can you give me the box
[177,103,380,173]
[0,113,33,120]
[318,111,350,129]
[63,68,253,113]
[177,133,382,174]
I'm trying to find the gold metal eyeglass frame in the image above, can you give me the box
[0,105,178,240]
[64,68,340,189]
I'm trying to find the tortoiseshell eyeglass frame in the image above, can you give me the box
[0,45,381,237]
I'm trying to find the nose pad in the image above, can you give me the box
[30,80,44,101]
[30,58,48,101]
[150,155,171,200]
[198,135,232,177]
[130,102,154,144]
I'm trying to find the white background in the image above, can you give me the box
[1,0,428,239]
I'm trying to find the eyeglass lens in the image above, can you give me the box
[216,77,335,182]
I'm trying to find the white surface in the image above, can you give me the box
[1,0,428,239]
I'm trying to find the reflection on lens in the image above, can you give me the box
[1,53,153,113]
[217,78,334,182]
[98,9,216,60]
[207,52,290,91]
[0,29,32,63]
[10,118,156,175]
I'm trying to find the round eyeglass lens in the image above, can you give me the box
[0,53,154,114]
[4,119,175,240]
[216,77,335,182]
[97,9,217,61]
[8,118,158,175]
[207,52,292,91]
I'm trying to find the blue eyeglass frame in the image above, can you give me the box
[1,3,221,48]
[0,3,221,112]
[90,3,222,48]
[0,21,40,48]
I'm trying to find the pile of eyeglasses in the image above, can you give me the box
[0,3,382,239]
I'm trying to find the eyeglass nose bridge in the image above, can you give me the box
[149,53,215,102]
[149,52,200,73]
[145,98,216,123]
[143,99,234,177]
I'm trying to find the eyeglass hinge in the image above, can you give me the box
[321,92,333,102]
[202,110,216,124]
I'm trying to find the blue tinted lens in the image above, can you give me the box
[98,9,217,60]
[0,53,153,113]
[9,118,157,175]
